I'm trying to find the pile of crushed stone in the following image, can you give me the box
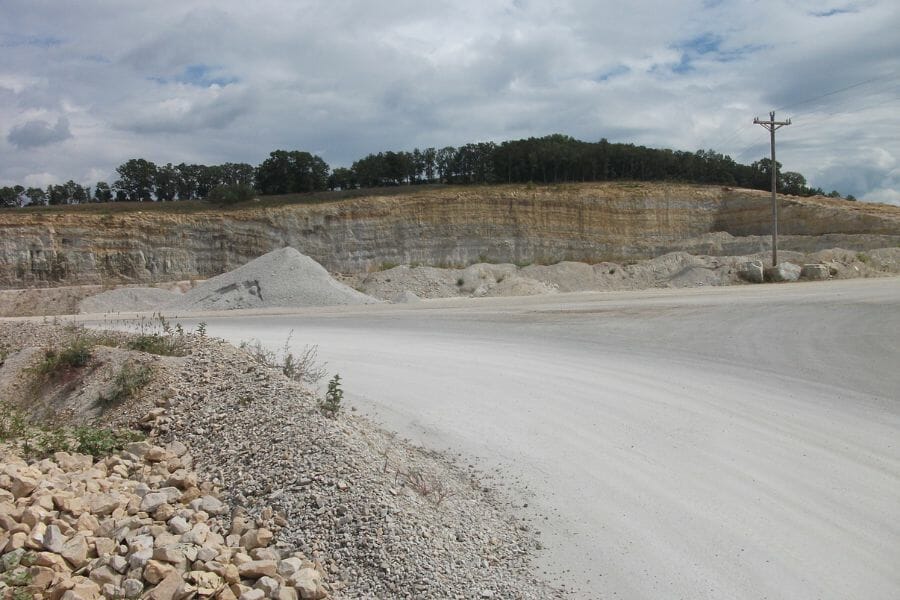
[78,287,181,314]
[352,247,900,301]
[166,247,378,311]
[0,322,563,599]
[78,248,378,313]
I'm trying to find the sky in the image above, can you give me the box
[1,0,899,204]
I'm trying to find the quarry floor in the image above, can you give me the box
[121,277,900,600]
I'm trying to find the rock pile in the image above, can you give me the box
[0,322,561,599]
[166,248,377,312]
[153,339,558,599]
[0,442,329,600]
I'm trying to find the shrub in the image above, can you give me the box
[73,426,142,457]
[34,335,93,376]
[320,374,343,416]
[241,333,327,387]
[127,333,183,356]
[0,400,28,441]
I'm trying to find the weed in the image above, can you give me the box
[73,426,142,457]
[96,362,152,408]
[398,467,457,506]
[196,322,207,338]
[126,333,183,356]
[856,252,871,264]
[319,374,343,416]
[0,401,29,441]
[241,333,327,387]
[35,335,93,375]
[456,277,464,287]
[379,261,399,271]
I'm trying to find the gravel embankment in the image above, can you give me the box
[0,322,562,599]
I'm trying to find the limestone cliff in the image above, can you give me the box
[1,182,898,288]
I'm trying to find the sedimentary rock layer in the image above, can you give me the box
[1,183,898,288]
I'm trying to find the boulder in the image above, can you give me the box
[764,262,801,282]
[737,260,764,283]
[800,264,829,280]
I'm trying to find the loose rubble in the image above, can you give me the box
[0,443,329,600]
[0,323,562,599]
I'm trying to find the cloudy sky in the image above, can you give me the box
[1,0,898,203]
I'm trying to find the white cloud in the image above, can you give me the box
[0,0,897,201]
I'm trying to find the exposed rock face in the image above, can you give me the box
[1,183,898,288]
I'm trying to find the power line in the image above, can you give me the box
[774,72,900,113]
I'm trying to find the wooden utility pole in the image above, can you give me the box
[754,111,791,266]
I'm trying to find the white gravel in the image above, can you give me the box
[194,278,900,600]
[77,286,182,314]
[78,248,379,313]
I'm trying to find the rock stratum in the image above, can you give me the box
[1,183,898,289]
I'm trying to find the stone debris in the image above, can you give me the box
[0,322,562,599]
[78,287,182,315]
[0,448,329,600]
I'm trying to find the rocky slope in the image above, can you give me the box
[1,183,898,289]
[0,322,562,599]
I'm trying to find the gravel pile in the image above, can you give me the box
[78,287,182,314]
[165,248,378,312]
[0,443,330,599]
[156,339,559,599]
[0,322,561,599]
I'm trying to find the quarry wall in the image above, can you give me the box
[1,182,898,288]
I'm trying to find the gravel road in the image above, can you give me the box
[176,278,900,599]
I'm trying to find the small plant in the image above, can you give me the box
[0,401,29,441]
[73,426,142,457]
[37,335,93,375]
[856,252,871,264]
[127,333,183,356]
[242,333,327,387]
[320,374,343,416]
[379,261,399,271]
[196,321,207,338]
[456,277,464,287]
[96,362,152,408]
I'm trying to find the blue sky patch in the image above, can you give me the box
[177,64,239,87]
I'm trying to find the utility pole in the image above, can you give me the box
[754,111,791,267]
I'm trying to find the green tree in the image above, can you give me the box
[256,150,329,194]
[93,181,112,202]
[0,186,22,208]
[328,167,356,190]
[115,159,158,201]
[154,163,178,201]
[25,187,47,206]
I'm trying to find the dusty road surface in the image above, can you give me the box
[173,278,900,599]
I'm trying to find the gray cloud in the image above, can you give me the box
[0,0,898,204]
[7,116,71,149]
[115,85,257,134]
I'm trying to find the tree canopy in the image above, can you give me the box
[0,134,849,208]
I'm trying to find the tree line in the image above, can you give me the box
[0,134,852,208]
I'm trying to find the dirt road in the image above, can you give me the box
[174,278,900,599]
